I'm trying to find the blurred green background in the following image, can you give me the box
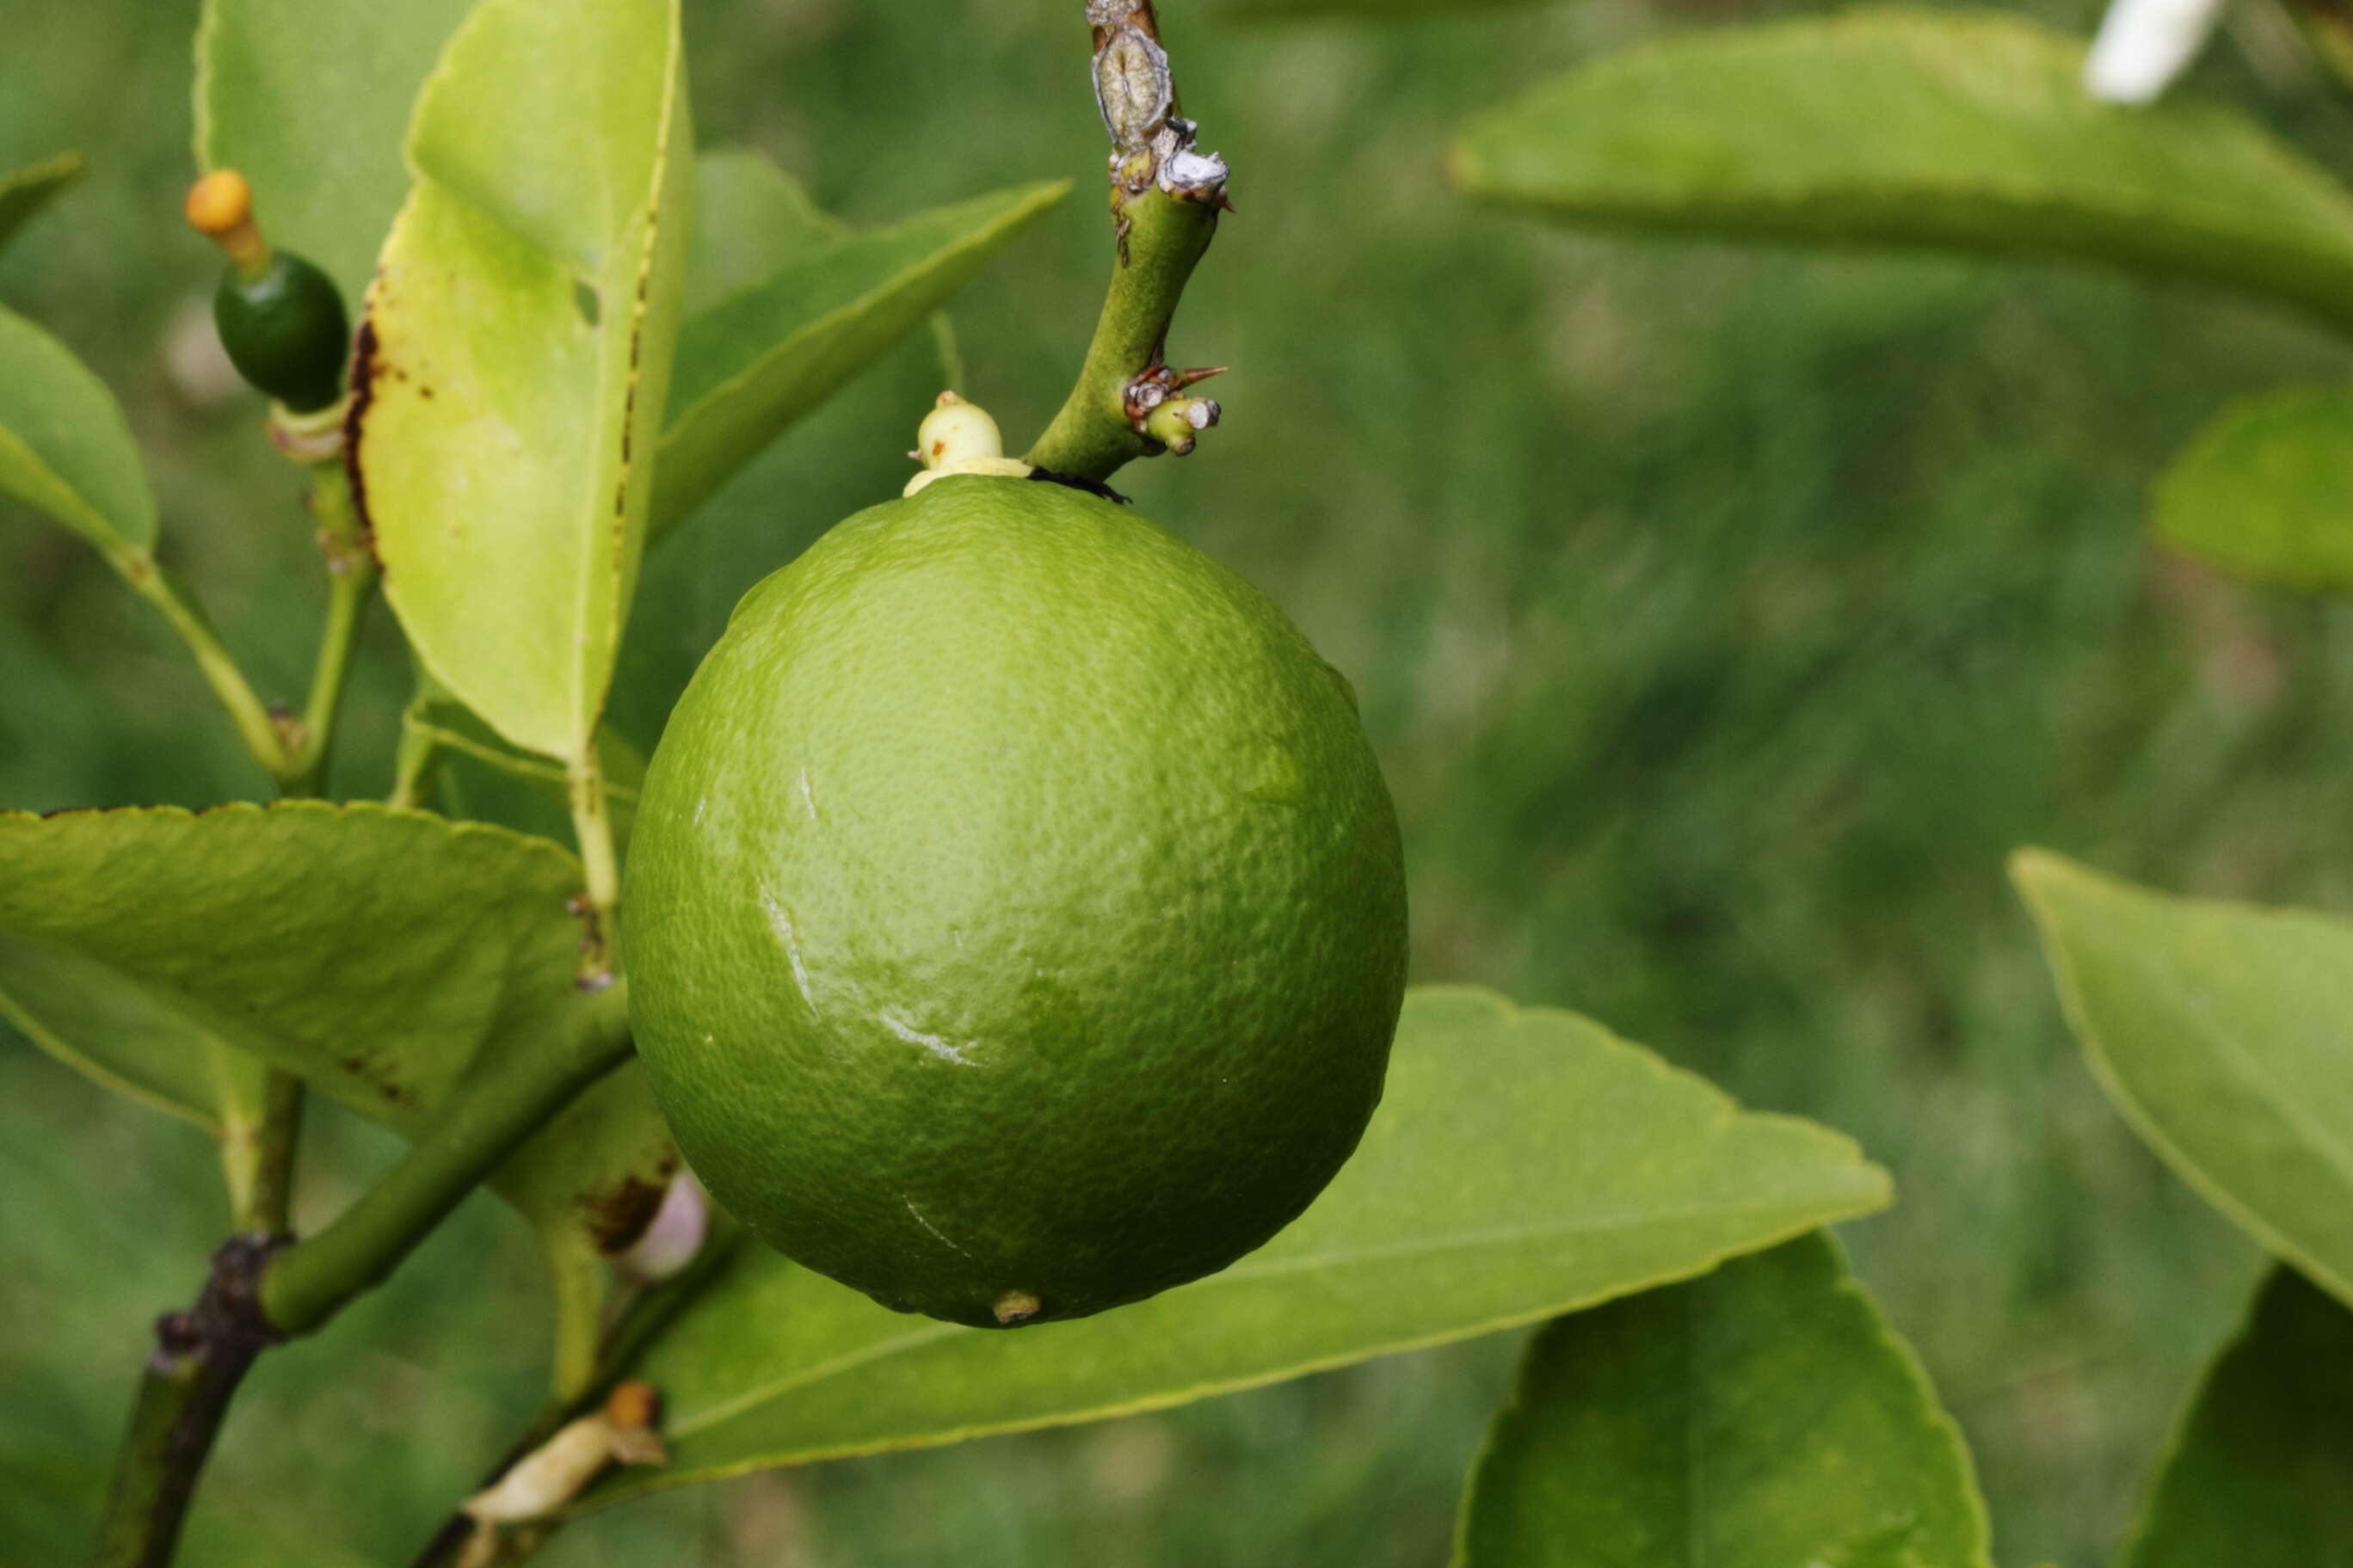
[7,0,2353,1562]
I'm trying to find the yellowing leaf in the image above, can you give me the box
[355,0,693,763]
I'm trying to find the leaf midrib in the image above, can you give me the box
[2103,924,2353,1198]
[665,1189,1882,1440]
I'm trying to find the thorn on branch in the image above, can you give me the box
[1125,358,1226,455]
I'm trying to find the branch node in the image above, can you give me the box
[1026,0,1228,482]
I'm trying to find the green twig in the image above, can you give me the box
[111,550,293,779]
[218,1069,304,1236]
[109,457,377,796]
[262,985,636,1335]
[219,459,379,1234]
[279,458,377,795]
[1025,0,1230,482]
[208,458,378,1236]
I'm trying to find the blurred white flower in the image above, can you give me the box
[2085,0,2228,104]
[162,295,245,410]
[615,1171,709,1283]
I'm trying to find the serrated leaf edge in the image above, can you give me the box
[0,797,583,876]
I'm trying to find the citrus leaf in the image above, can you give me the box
[0,929,269,1145]
[0,804,675,1263]
[2012,850,2353,1307]
[0,305,157,556]
[355,0,693,764]
[685,148,844,316]
[0,151,83,256]
[649,180,1069,542]
[2153,386,2353,593]
[586,986,1890,1499]
[195,0,479,303]
[2121,1265,2353,1567]
[1451,9,2353,335]
[1452,1232,1990,1568]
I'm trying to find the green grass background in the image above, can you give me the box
[6,0,2353,1562]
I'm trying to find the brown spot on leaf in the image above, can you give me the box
[342,313,382,546]
[582,1158,679,1253]
[338,1049,416,1109]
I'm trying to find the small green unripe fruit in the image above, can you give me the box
[213,251,349,412]
[625,473,1407,1328]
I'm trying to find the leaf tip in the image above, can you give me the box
[2005,844,2080,903]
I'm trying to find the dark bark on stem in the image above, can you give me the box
[93,990,632,1568]
[91,1236,284,1568]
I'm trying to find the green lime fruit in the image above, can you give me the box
[213,250,349,412]
[625,471,1407,1329]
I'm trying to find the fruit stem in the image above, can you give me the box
[568,746,623,989]
[1025,1,1230,482]
[280,458,378,796]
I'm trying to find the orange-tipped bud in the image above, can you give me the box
[604,1380,662,1431]
[185,169,269,274]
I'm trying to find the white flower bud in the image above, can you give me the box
[904,393,1034,496]
[2084,0,2227,104]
